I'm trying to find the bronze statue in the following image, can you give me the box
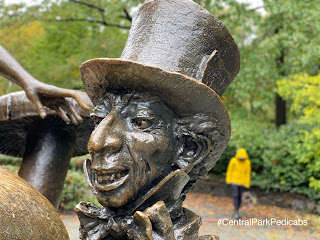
[0,91,94,209]
[0,42,92,207]
[0,44,90,124]
[0,166,69,240]
[76,0,240,239]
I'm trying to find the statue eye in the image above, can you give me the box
[91,103,109,126]
[132,117,153,130]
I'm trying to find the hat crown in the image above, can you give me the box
[121,0,240,96]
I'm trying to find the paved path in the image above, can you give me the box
[60,193,320,240]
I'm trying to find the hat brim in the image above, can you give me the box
[81,58,231,148]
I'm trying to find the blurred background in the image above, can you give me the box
[0,0,319,238]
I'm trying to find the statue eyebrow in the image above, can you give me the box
[115,93,132,111]
[135,109,156,117]
[91,105,106,118]
[122,94,132,106]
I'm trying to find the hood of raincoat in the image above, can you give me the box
[235,148,249,160]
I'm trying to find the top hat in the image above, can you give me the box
[81,0,240,158]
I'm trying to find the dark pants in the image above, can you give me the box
[231,184,246,211]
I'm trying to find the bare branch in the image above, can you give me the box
[69,0,107,27]
[120,9,132,22]
[41,0,132,29]
[69,0,105,13]
[98,8,107,24]
[43,18,130,29]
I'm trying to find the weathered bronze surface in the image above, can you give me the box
[0,91,94,208]
[0,166,69,240]
[76,0,239,239]
[0,41,93,208]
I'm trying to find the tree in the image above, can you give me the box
[2,0,319,200]
[200,0,320,126]
[278,74,320,193]
[251,0,320,125]
[37,0,139,28]
[0,0,135,93]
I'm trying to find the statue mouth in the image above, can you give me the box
[94,169,129,191]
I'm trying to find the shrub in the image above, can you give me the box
[60,169,98,210]
[0,154,97,210]
[0,154,21,166]
[212,119,320,200]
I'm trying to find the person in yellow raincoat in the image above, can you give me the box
[226,148,251,218]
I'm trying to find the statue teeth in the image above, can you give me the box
[110,174,115,181]
[96,170,128,184]
[98,175,103,182]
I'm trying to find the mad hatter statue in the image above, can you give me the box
[75,0,240,239]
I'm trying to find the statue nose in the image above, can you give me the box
[103,135,122,154]
[88,113,123,154]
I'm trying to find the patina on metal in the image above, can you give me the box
[76,0,239,239]
[0,91,94,209]
[0,41,93,208]
[0,166,69,240]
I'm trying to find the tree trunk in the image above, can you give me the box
[275,35,286,127]
[275,93,286,126]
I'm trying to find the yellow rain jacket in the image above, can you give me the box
[225,148,251,188]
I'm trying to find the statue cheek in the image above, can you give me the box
[134,133,169,156]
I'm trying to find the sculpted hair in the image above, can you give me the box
[176,113,222,194]
[127,92,223,194]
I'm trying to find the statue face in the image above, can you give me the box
[87,91,178,208]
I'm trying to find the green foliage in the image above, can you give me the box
[277,74,320,195]
[0,0,130,92]
[263,0,320,73]
[255,124,315,198]
[60,156,100,210]
[1,0,319,203]
[1,164,20,173]
[60,168,99,210]
[0,155,96,210]
[309,177,320,192]
[0,154,22,166]
[0,154,21,176]
[70,154,90,171]
[0,20,45,95]
[205,0,320,200]
[278,74,320,124]
[209,0,320,116]
[0,0,133,210]
[213,120,320,200]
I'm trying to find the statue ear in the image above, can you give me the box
[176,135,211,173]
